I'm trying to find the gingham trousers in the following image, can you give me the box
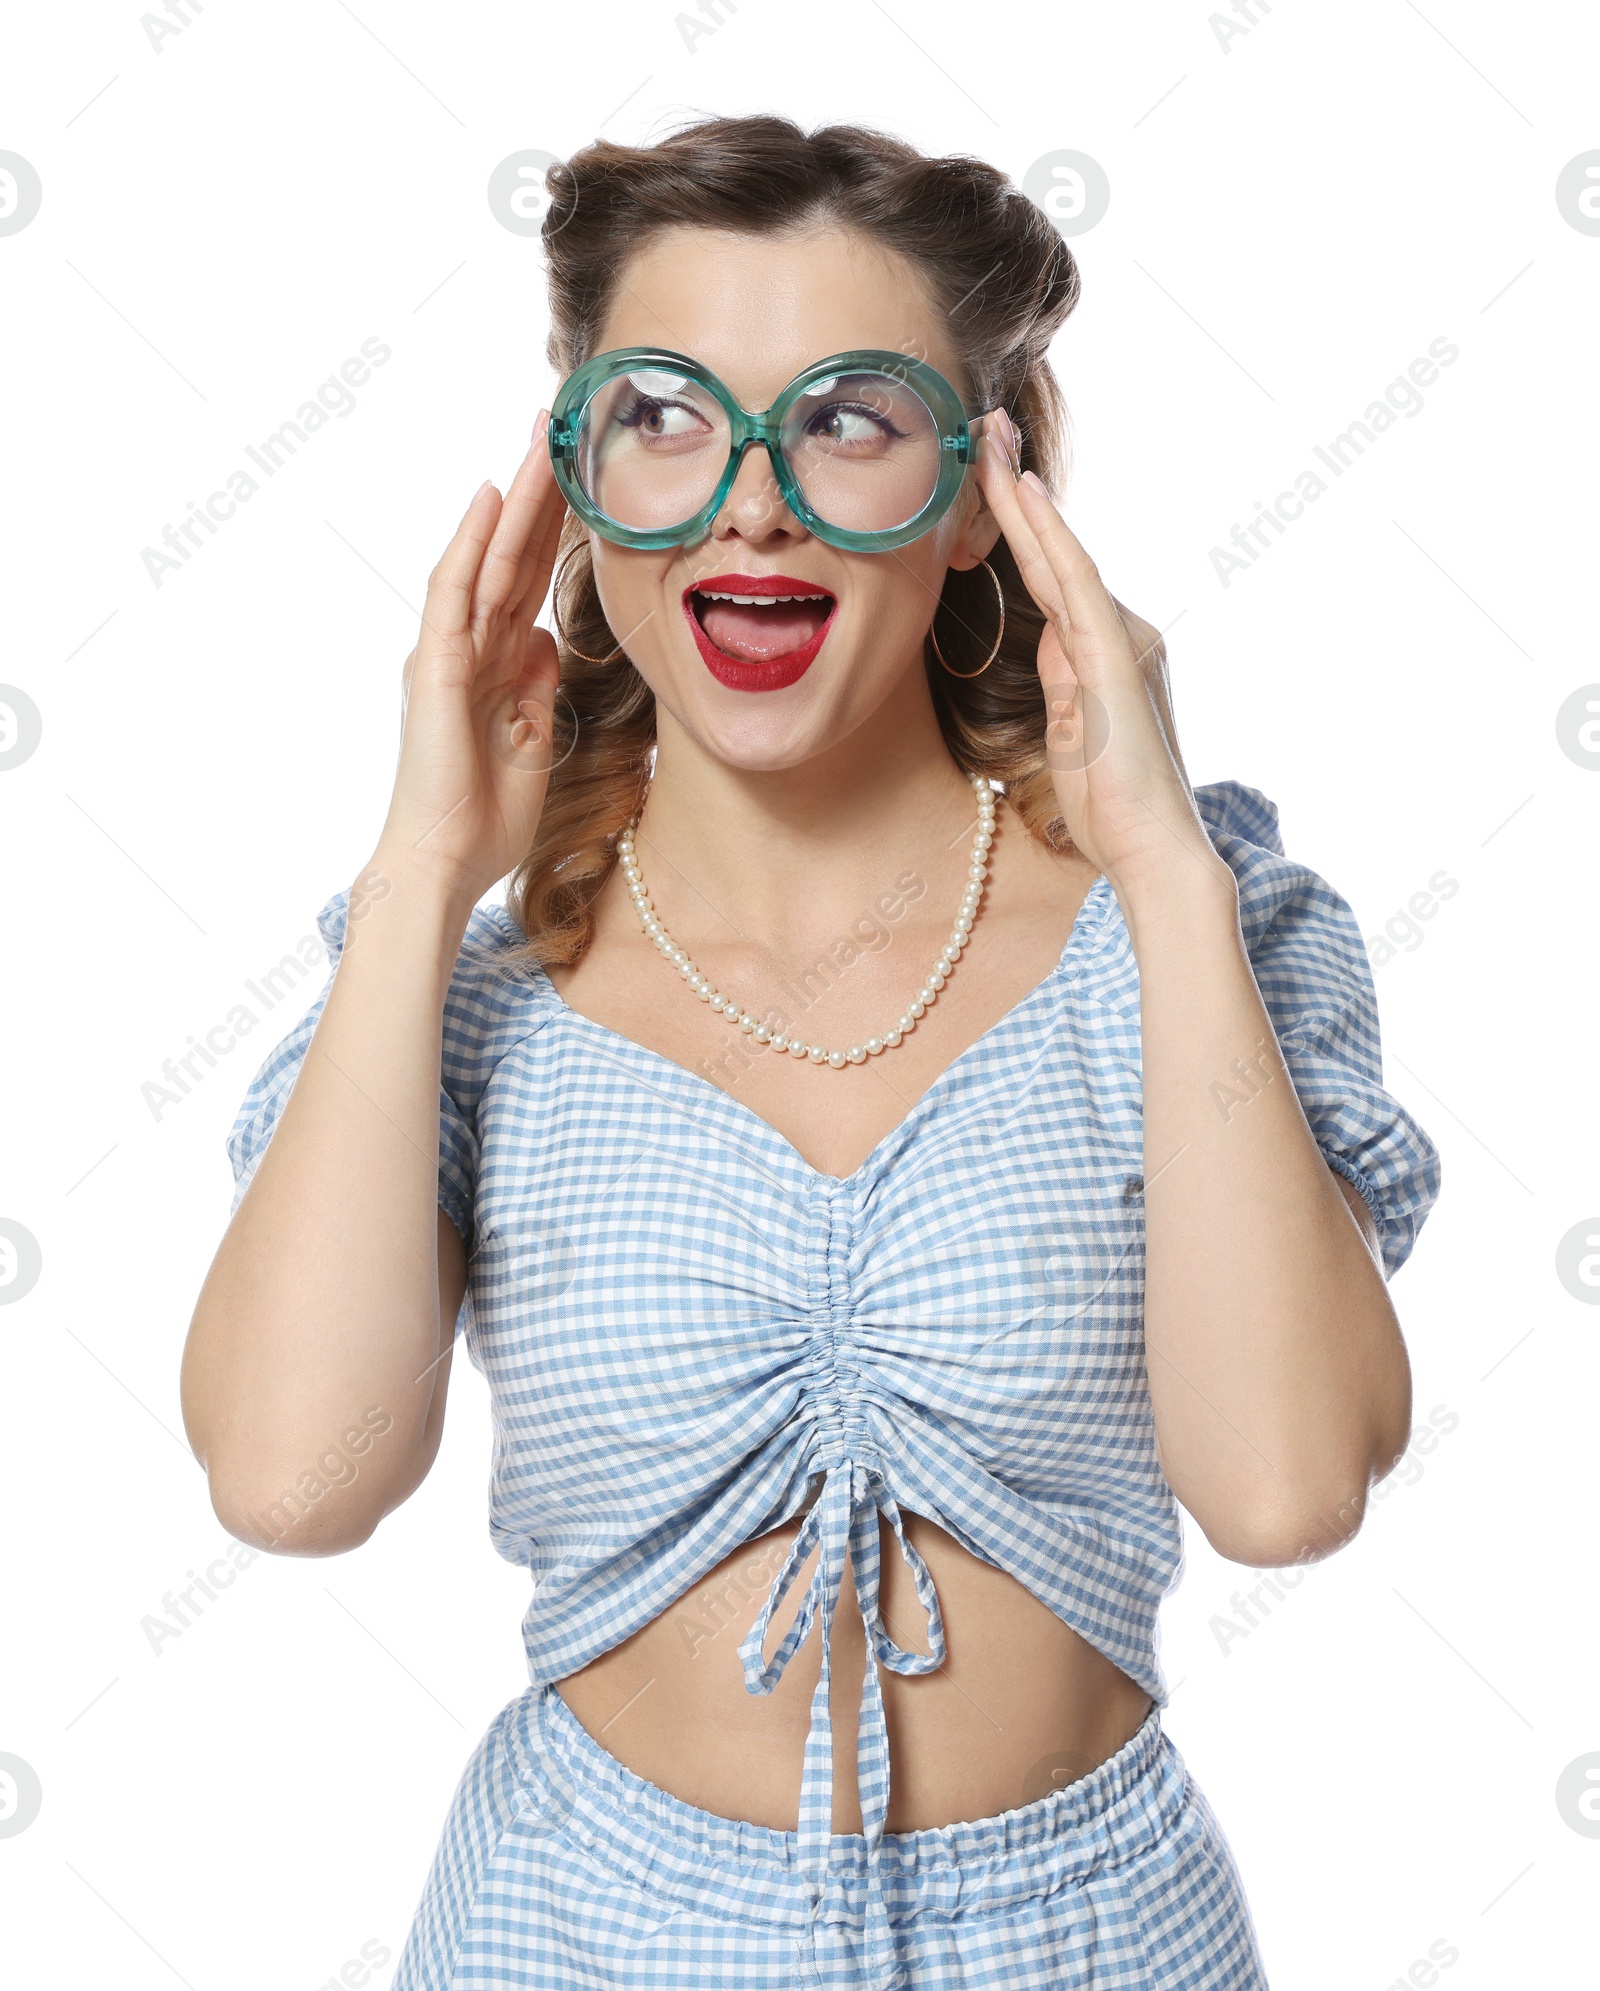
[391,1683,1269,1989]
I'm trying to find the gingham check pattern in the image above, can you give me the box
[388,1682,1268,1989]
[228,780,1441,1988]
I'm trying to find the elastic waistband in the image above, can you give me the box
[502,1683,1187,1927]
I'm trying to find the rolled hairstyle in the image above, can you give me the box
[508,113,1082,967]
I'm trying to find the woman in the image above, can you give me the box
[182,115,1441,1989]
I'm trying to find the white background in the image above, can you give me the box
[2,1,1597,1985]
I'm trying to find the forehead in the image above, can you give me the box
[589,223,970,407]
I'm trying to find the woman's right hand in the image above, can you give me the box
[372,409,568,906]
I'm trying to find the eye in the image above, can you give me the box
[806,399,908,449]
[616,394,711,442]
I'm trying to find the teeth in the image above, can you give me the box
[695,590,831,606]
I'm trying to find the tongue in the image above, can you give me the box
[697,596,831,662]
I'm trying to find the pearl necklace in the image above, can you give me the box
[615,772,996,1069]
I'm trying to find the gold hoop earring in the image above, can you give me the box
[550,546,626,664]
[930,558,1005,679]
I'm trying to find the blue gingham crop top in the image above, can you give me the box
[227,779,1441,1973]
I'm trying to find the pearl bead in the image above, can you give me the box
[621,776,993,1072]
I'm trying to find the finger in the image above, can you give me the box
[1011,474,1130,672]
[972,429,1072,636]
[472,414,557,632]
[421,481,502,662]
[1110,594,1189,783]
[504,465,571,623]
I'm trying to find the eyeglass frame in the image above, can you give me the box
[547,345,984,554]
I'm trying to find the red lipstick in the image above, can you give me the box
[681,572,838,692]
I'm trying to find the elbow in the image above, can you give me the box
[206,1467,382,1559]
[1197,1473,1380,1570]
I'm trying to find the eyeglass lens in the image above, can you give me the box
[571,366,946,535]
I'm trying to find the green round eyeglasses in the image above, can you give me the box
[547,346,983,554]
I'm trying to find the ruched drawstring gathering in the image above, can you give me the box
[737,1457,946,1991]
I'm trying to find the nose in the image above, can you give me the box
[709,440,804,543]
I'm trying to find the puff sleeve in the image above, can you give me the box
[1192,780,1443,1280]
[225,885,479,1246]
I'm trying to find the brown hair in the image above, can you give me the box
[507,113,1082,967]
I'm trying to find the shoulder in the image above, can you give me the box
[1191,779,1363,964]
[317,884,562,1095]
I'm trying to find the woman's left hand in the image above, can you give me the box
[975,413,1231,905]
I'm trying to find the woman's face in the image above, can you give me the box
[580,223,1002,771]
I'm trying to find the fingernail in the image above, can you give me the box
[998,412,1020,473]
[533,408,550,444]
[1020,469,1050,499]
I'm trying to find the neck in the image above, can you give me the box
[630,690,986,951]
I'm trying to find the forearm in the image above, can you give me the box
[1125,858,1411,1566]
[180,851,477,1551]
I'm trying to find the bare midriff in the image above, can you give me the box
[555,1500,1154,1835]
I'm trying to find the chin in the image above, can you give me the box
[646,644,877,772]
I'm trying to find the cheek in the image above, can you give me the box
[844,547,949,633]
[591,545,677,634]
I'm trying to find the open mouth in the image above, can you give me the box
[681,573,838,689]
